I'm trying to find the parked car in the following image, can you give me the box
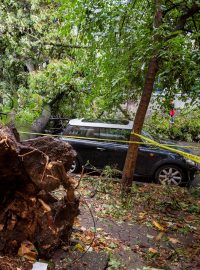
[60,118,198,186]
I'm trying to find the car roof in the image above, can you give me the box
[68,118,133,130]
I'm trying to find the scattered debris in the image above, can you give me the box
[0,256,32,270]
[32,262,48,270]
[74,175,200,269]
[50,250,109,270]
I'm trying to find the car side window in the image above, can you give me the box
[63,125,99,138]
[63,125,86,136]
[99,128,130,142]
[85,127,99,138]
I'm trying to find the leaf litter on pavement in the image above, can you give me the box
[69,174,200,269]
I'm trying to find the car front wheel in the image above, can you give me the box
[155,165,186,186]
[70,158,80,173]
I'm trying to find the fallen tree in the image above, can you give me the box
[0,125,79,259]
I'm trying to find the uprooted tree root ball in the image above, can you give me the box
[0,125,79,259]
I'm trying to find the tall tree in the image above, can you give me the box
[122,1,199,190]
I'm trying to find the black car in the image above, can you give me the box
[61,119,198,186]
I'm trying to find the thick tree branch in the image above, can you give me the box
[165,3,199,41]
[119,105,132,120]
[48,91,66,107]
[175,3,199,31]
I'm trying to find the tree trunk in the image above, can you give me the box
[121,56,159,190]
[20,90,67,140]
[30,105,51,137]
[19,105,51,140]
[121,0,162,192]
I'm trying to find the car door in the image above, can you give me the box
[63,126,109,169]
[88,140,111,169]
[106,142,152,176]
[91,136,151,172]
[98,128,129,171]
[81,127,111,168]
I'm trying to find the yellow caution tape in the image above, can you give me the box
[19,131,200,163]
[19,131,144,144]
[19,131,200,149]
[132,132,200,164]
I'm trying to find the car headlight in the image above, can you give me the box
[185,158,196,167]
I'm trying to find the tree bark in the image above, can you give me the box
[21,91,67,139]
[19,105,51,140]
[121,56,159,190]
[30,105,51,137]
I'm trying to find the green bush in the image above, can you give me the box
[145,107,200,142]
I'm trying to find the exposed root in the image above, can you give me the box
[0,125,79,259]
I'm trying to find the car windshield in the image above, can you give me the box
[141,131,154,141]
[141,131,163,146]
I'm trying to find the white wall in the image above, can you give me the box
[122,93,199,116]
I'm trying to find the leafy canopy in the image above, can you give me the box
[0,0,199,124]
[60,0,199,115]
